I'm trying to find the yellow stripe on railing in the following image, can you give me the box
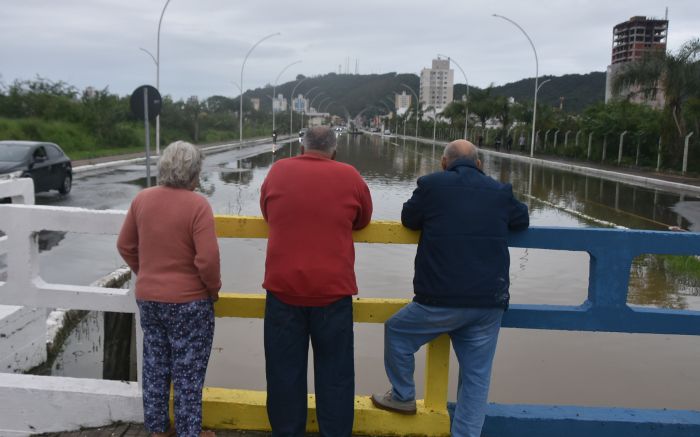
[215,215,420,244]
[210,215,450,436]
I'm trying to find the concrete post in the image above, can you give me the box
[587,132,593,160]
[635,140,641,166]
[682,132,694,175]
[544,130,551,149]
[576,130,582,148]
[553,130,560,149]
[617,131,628,165]
[602,135,608,162]
[535,130,541,150]
[656,137,662,171]
[564,130,571,148]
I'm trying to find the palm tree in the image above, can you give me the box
[612,38,700,161]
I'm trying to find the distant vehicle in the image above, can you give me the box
[384,129,391,135]
[0,141,72,195]
[298,128,309,138]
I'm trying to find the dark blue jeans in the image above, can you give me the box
[137,299,215,437]
[264,292,354,437]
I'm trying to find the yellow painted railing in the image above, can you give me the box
[207,215,451,436]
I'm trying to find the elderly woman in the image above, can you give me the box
[117,141,220,437]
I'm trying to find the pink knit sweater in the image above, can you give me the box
[117,186,221,303]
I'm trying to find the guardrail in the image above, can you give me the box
[0,205,699,435]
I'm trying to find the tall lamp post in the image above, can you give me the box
[438,53,469,140]
[533,79,551,150]
[272,60,302,141]
[289,77,309,138]
[152,0,171,156]
[401,84,420,139]
[316,97,331,113]
[493,14,539,157]
[239,32,280,144]
[320,99,334,114]
[302,87,321,130]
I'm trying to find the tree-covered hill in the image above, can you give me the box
[243,72,420,117]
[487,72,606,113]
[246,70,606,116]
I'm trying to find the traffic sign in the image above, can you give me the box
[129,85,162,121]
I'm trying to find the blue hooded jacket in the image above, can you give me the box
[402,158,529,308]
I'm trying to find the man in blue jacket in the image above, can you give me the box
[372,140,529,437]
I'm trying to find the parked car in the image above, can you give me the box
[0,141,72,194]
[384,129,391,135]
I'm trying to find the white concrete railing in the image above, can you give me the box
[0,179,34,256]
[0,180,48,381]
[0,200,141,436]
[0,178,35,205]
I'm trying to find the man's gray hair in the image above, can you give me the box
[158,141,203,189]
[443,142,479,163]
[303,126,337,153]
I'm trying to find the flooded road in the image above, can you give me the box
[26,134,700,410]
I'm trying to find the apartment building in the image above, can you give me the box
[419,58,454,112]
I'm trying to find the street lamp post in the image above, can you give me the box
[239,32,280,144]
[320,99,334,114]
[317,97,331,113]
[438,54,469,140]
[289,77,309,139]
[272,60,302,143]
[401,84,420,139]
[302,88,322,130]
[150,0,171,156]
[493,14,539,157]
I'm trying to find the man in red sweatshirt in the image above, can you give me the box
[260,126,373,437]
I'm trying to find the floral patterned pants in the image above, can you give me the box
[137,299,215,437]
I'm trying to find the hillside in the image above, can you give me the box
[244,72,420,117]
[489,72,606,113]
[242,71,606,116]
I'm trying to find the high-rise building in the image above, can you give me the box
[250,98,261,111]
[272,94,287,112]
[605,14,668,108]
[420,58,454,113]
[394,91,411,115]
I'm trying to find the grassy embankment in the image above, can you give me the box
[0,117,270,160]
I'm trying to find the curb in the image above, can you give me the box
[72,136,296,176]
[391,133,700,196]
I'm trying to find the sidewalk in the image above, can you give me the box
[512,148,700,187]
[72,137,273,168]
[37,423,271,437]
[392,133,700,194]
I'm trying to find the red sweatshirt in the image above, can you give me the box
[117,186,221,303]
[260,152,373,306]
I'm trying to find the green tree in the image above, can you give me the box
[613,38,700,164]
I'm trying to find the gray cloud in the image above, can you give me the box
[1,0,696,100]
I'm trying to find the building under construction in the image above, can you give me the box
[604,13,669,108]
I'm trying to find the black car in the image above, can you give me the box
[0,141,72,194]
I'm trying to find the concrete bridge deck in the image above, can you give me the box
[38,423,272,437]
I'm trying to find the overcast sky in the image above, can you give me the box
[1,0,697,100]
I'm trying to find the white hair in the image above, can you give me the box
[158,141,203,189]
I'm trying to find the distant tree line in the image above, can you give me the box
[0,77,287,159]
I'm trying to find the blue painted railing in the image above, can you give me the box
[482,227,700,437]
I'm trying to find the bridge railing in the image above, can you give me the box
[1,204,700,436]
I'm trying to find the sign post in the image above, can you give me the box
[130,85,162,187]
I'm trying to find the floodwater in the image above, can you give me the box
[20,134,700,411]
